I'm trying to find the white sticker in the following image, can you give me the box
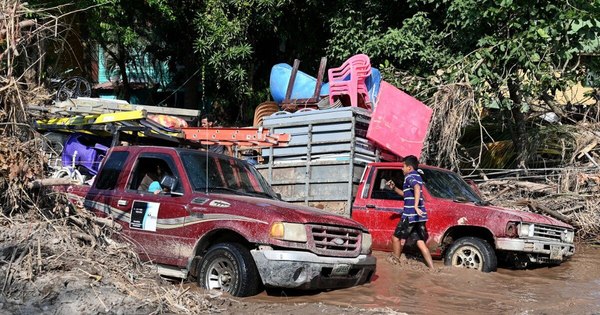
[130,201,159,231]
[209,200,231,208]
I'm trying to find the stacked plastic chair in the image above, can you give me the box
[328,54,372,109]
[253,101,280,127]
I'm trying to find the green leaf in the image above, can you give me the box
[537,28,549,39]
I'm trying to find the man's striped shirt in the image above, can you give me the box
[402,170,427,223]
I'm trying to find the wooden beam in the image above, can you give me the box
[54,98,200,117]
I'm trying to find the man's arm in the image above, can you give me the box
[386,180,404,197]
[414,184,424,216]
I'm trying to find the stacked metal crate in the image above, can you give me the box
[255,107,379,217]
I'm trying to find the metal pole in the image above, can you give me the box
[347,116,356,217]
[305,124,313,206]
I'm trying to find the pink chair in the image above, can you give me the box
[328,54,372,109]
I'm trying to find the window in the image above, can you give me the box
[370,169,405,200]
[180,152,275,197]
[420,168,483,203]
[95,151,129,190]
[127,155,183,194]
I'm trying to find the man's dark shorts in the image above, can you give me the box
[394,217,428,240]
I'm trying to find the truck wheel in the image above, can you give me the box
[197,243,261,297]
[444,237,497,272]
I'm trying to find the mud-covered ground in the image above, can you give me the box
[248,247,600,314]
[4,249,598,315]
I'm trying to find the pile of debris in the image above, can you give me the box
[0,136,228,313]
[477,166,600,243]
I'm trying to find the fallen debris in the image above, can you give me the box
[477,167,600,243]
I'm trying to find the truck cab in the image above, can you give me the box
[351,162,575,271]
[67,146,376,296]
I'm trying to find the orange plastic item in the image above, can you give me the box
[147,114,188,129]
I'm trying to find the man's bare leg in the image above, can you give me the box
[416,240,434,269]
[392,236,404,258]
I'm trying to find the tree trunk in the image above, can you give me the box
[117,43,131,102]
[100,40,131,102]
[508,80,528,168]
[183,73,200,110]
[172,47,199,110]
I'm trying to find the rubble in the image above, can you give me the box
[477,167,600,243]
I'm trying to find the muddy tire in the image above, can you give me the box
[197,243,261,297]
[444,237,497,272]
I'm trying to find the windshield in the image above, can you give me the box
[421,168,484,203]
[180,152,276,198]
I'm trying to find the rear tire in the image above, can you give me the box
[197,243,261,297]
[444,237,497,272]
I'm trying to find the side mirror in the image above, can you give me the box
[160,175,183,196]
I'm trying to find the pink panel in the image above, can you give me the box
[366,81,432,159]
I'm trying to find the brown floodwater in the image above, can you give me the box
[246,245,600,314]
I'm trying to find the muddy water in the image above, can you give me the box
[247,245,600,314]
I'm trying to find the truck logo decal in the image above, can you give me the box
[332,238,345,245]
[209,200,231,208]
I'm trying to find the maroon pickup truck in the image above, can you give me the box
[351,162,575,271]
[65,146,376,296]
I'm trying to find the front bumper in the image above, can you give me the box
[496,238,575,262]
[250,249,376,290]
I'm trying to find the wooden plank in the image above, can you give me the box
[284,59,301,102]
[54,98,200,117]
[312,57,327,99]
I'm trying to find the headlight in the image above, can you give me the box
[361,233,372,254]
[518,223,535,237]
[269,222,307,242]
[506,222,519,237]
[562,230,575,243]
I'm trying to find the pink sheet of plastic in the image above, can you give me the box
[366,81,432,159]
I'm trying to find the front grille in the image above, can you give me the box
[309,224,361,257]
[533,224,566,241]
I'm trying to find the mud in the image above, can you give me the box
[247,246,600,314]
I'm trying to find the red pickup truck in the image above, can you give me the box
[351,162,575,271]
[65,146,376,296]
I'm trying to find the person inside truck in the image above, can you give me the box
[385,155,435,269]
[136,164,163,191]
[134,161,173,195]
[148,180,163,194]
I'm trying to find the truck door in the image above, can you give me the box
[352,167,405,251]
[85,150,131,231]
[119,153,189,265]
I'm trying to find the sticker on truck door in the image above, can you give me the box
[130,201,159,231]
